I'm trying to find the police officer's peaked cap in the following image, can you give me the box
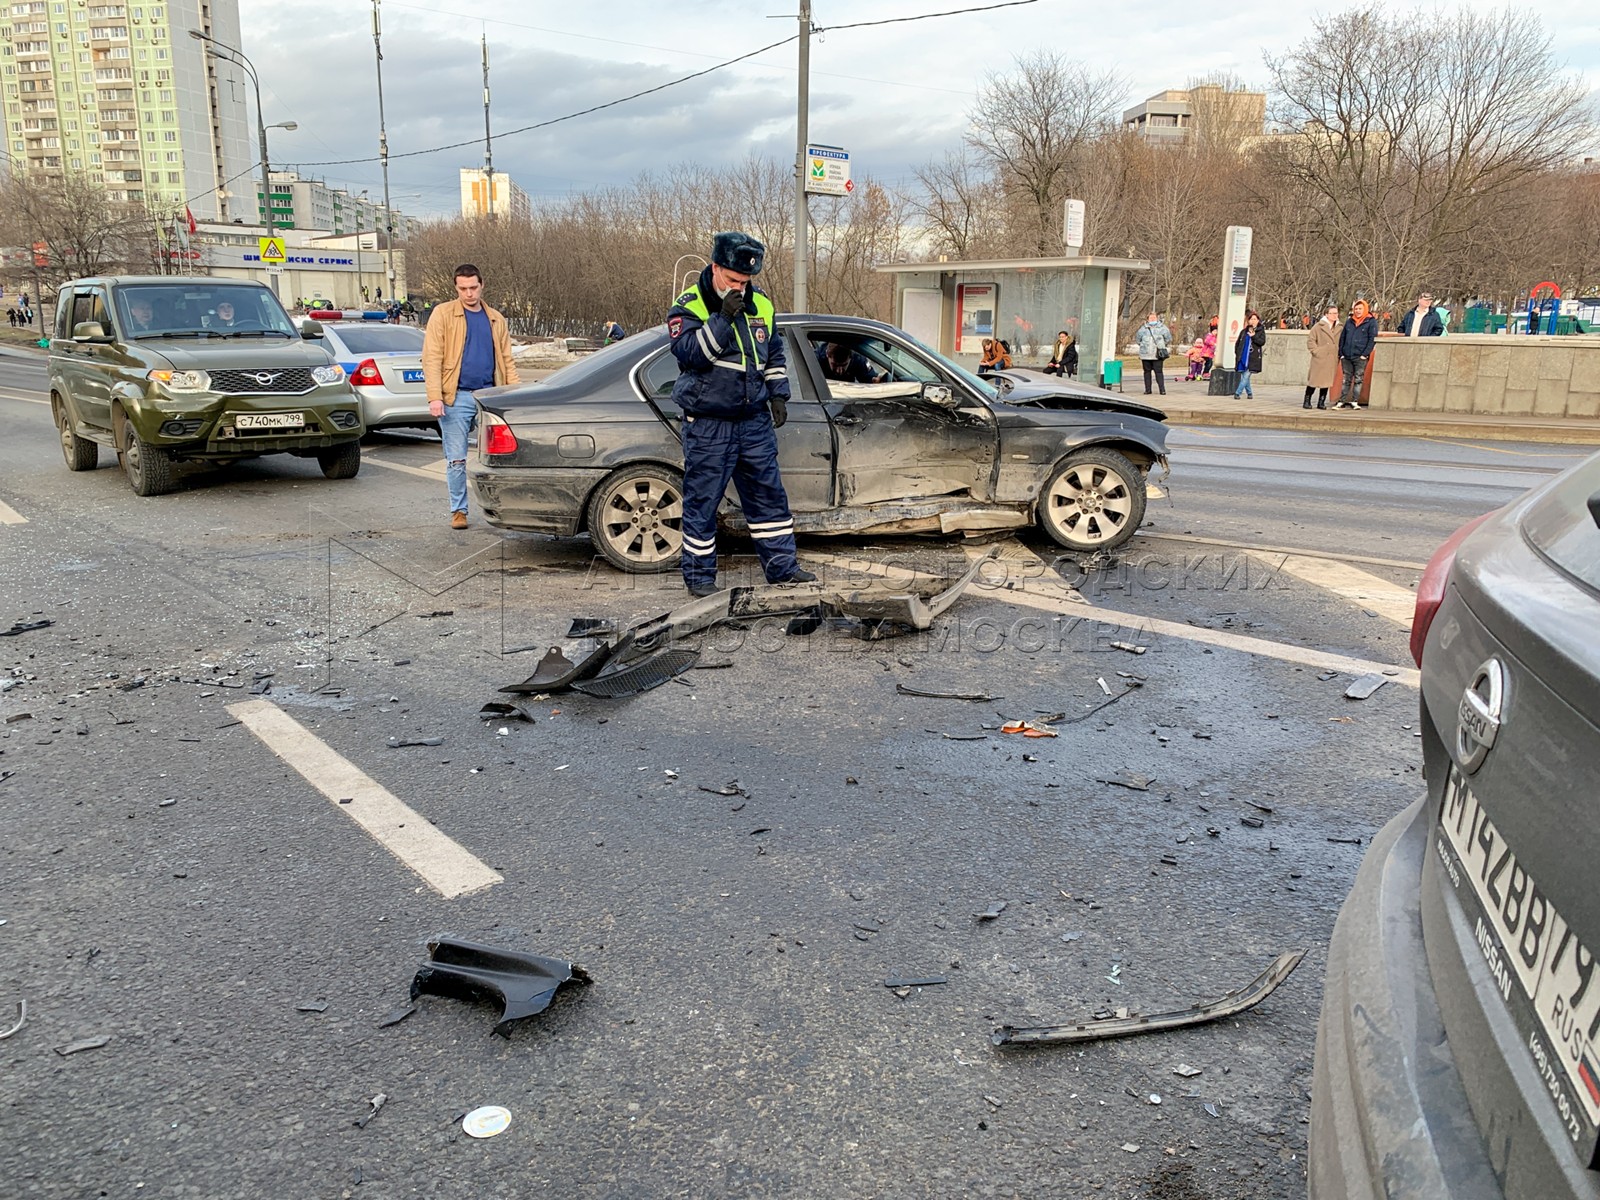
[711,231,765,276]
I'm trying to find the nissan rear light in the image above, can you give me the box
[1409,511,1495,667]
[351,358,385,387]
[481,412,517,456]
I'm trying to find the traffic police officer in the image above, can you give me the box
[667,231,815,597]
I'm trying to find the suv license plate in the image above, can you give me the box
[236,412,304,429]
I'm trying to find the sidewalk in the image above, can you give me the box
[1131,376,1600,445]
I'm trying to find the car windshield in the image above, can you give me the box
[330,325,425,354]
[115,284,295,340]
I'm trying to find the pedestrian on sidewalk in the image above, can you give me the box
[1135,311,1172,395]
[1304,304,1340,409]
[1397,291,1444,337]
[1335,299,1377,408]
[1042,330,1078,377]
[1201,318,1218,378]
[666,230,815,597]
[978,337,1011,376]
[420,263,522,529]
[1232,311,1265,398]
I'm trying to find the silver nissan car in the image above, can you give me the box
[1311,450,1600,1197]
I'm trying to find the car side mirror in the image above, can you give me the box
[72,321,112,343]
[300,320,325,339]
[923,382,957,408]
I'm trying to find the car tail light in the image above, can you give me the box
[481,412,517,455]
[351,358,385,387]
[1410,511,1495,667]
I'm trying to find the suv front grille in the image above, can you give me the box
[210,367,317,395]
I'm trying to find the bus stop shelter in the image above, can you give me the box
[874,254,1150,384]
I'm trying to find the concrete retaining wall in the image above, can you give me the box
[1370,334,1600,418]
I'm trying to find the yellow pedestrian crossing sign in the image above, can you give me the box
[258,236,287,264]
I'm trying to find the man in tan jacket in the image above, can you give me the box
[421,263,521,528]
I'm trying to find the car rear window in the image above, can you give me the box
[332,325,425,353]
[1521,452,1600,592]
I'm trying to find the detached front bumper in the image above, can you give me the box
[470,465,607,536]
[1309,795,1501,1200]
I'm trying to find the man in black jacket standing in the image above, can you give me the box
[1334,299,1379,408]
[1396,291,1444,338]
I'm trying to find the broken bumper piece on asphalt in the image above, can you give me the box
[991,950,1305,1047]
[496,548,999,700]
[410,937,591,1037]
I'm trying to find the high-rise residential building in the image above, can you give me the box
[1122,86,1267,147]
[1,0,253,220]
[255,169,415,239]
[460,166,528,221]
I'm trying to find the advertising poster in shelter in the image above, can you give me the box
[956,283,995,355]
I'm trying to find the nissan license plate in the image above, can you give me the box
[235,412,304,430]
[1436,767,1600,1157]
[402,369,425,383]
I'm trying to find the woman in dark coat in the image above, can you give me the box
[1231,311,1266,399]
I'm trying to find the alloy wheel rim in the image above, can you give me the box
[1046,464,1132,545]
[600,478,683,564]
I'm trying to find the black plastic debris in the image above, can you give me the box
[501,640,610,694]
[386,736,444,749]
[411,937,590,1037]
[1098,771,1154,791]
[353,1093,388,1129]
[0,619,52,637]
[296,1001,329,1013]
[570,647,699,698]
[992,951,1306,1047]
[565,617,616,639]
[885,974,948,988]
[377,1004,416,1028]
[897,684,995,702]
[974,901,1008,921]
[1345,673,1388,700]
[54,1035,110,1056]
[477,702,535,723]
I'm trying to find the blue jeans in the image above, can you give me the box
[439,390,479,513]
[1233,369,1254,398]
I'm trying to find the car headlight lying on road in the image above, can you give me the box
[311,364,346,385]
[147,369,211,392]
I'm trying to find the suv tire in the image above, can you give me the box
[53,396,99,471]
[122,429,178,496]
[317,441,362,479]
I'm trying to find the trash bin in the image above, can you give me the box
[1100,360,1123,391]
[1208,368,1239,397]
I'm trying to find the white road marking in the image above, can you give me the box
[0,498,27,524]
[1135,531,1427,571]
[962,539,1089,604]
[810,551,1420,687]
[364,453,449,480]
[0,390,47,406]
[1249,551,1417,627]
[228,698,502,899]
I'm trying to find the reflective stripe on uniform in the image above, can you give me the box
[747,518,793,531]
[750,526,795,540]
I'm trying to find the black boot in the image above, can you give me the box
[1317,398,1327,409]
[1303,398,1313,409]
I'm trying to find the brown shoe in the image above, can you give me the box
[450,511,468,529]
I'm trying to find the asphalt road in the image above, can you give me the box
[1,350,1589,1199]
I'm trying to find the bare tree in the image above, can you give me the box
[968,54,1127,255]
[905,150,1007,260]
[0,172,158,283]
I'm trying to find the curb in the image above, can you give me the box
[1160,407,1600,447]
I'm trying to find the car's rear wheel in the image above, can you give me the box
[122,428,178,497]
[1038,447,1145,552]
[53,396,98,471]
[586,464,684,574]
[317,441,362,479]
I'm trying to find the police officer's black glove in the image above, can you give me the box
[770,396,787,428]
[719,288,744,322]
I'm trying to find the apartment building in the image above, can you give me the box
[1,0,252,219]
[1122,85,1267,147]
[256,169,415,240]
[459,166,528,221]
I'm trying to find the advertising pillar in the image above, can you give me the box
[1209,226,1252,395]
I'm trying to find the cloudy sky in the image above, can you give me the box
[233,0,1600,221]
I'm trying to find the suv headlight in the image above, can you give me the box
[311,364,345,385]
[147,369,211,392]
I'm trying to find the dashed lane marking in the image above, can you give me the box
[810,551,1420,687]
[227,698,502,899]
[0,498,27,524]
[1248,551,1417,628]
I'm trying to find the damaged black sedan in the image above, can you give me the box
[470,315,1169,573]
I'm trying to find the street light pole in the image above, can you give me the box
[792,0,812,314]
[188,29,284,297]
[372,0,397,299]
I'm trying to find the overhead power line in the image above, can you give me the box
[817,0,1039,33]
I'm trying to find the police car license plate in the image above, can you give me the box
[402,369,425,383]
[236,412,304,429]
[1436,767,1600,1153]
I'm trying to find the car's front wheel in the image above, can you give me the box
[1037,447,1146,552]
[121,429,178,497]
[586,464,684,574]
[317,441,362,479]
[53,396,98,471]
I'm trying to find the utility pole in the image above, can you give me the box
[791,0,812,313]
[372,0,397,299]
[482,31,495,221]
